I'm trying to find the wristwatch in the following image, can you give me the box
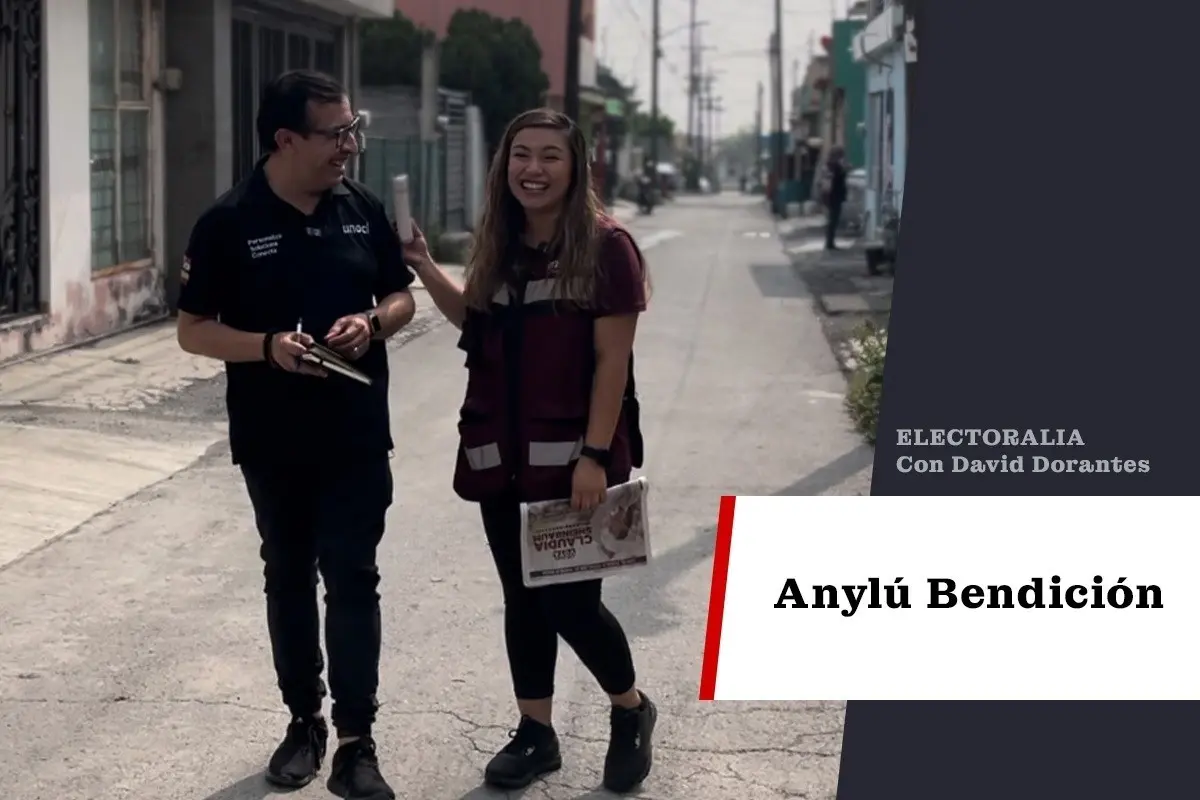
[579,444,611,468]
[365,310,382,335]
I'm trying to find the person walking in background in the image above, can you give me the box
[175,69,414,800]
[824,146,849,250]
[400,108,657,794]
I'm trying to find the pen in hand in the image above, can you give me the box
[294,318,314,351]
[276,318,324,377]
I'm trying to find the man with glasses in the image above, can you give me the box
[175,69,414,800]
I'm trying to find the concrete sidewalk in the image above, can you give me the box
[0,324,230,568]
[778,214,893,374]
[0,293,447,572]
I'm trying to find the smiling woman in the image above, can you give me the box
[398,107,658,794]
[508,128,570,210]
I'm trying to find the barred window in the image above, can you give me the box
[88,0,153,272]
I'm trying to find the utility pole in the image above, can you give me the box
[565,0,583,121]
[753,80,763,158]
[649,0,660,176]
[755,80,764,185]
[710,96,723,185]
[698,73,714,181]
[700,86,710,169]
[686,0,699,190]
[771,0,785,216]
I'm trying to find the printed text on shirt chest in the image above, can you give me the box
[246,223,371,258]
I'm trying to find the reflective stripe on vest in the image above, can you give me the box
[529,437,583,466]
[490,278,587,307]
[465,442,502,470]
[465,438,584,469]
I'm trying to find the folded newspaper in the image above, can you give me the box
[519,477,651,588]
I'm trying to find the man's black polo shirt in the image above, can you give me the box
[177,159,414,466]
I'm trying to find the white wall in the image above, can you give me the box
[0,0,167,362]
[41,0,92,321]
[862,44,907,241]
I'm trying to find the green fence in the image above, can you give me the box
[359,136,445,231]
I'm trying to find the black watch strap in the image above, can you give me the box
[579,444,611,468]
[263,331,278,368]
[367,311,382,334]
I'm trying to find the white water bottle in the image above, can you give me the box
[392,174,414,243]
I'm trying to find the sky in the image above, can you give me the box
[596,0,847,140]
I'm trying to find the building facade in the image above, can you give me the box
[828,18,866,170]
[396,0,602,115]
[852,0,910,241]
[0,0,391,364]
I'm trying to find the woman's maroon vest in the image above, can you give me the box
[451,217,644,504]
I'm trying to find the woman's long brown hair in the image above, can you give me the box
[463,108,606,310]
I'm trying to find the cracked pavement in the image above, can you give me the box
[0,193,867,799]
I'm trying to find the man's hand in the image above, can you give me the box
[325,314,372,360]
[270,331,326,377]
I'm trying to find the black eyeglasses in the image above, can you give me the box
[306,114,363,150]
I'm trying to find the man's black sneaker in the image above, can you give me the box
[265,715,328,788]
[603,692,657,793]
[483,715,563,789]
[326,736,395,800]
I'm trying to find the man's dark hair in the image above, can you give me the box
[256,69,348,153]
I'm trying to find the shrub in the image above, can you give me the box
[844,321,888,444]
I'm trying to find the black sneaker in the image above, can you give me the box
[603,692,657,793]
[326,736,395,800]
[483,715,563,789]
[265,715,328,788]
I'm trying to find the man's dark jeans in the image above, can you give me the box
[826,198,844,248]
[241,455,394,737]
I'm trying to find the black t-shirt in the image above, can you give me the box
[176,159,414,466]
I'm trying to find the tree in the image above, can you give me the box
[439,9,549,155]
[630,111,674,141]
[359,12,433,87]
[596,64,633,102]
[596,64,675,141]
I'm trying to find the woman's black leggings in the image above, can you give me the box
[480,495,637,700]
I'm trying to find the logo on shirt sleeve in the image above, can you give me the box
[181,255,191,284]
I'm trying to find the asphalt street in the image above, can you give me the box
[0,193,870,800]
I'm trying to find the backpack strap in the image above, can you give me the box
[625,350,644,469]
[607,222,647,470]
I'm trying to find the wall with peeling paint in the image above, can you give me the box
[0,0,168,365]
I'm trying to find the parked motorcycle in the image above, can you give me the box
[636,176,655,215]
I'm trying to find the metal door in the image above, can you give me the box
[0,0,41,320]
[230,4,343,185]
